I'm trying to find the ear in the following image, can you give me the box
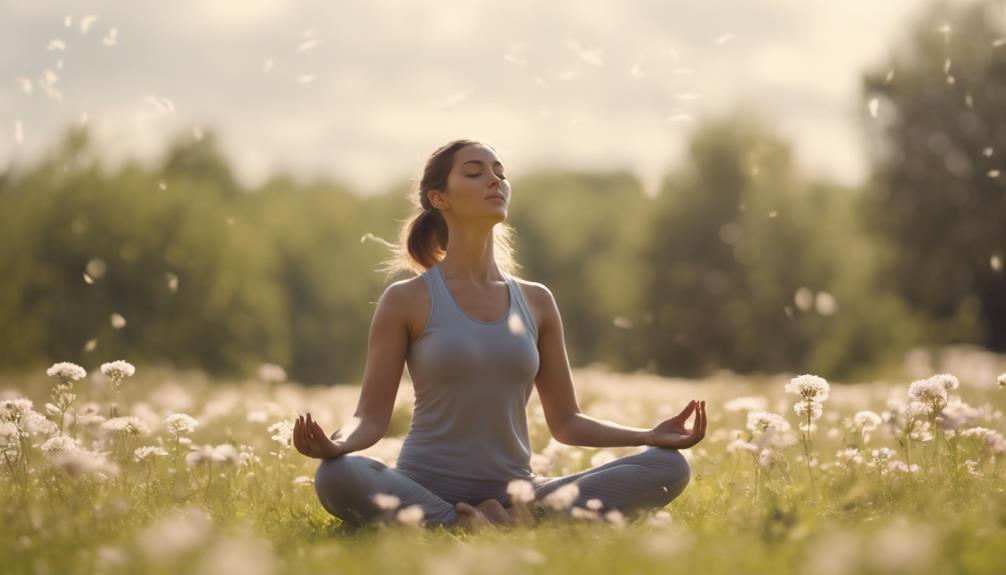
[428,188,447,210]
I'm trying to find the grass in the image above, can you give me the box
[2,360,1005,575]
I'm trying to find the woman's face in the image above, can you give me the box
[435,144,510,222]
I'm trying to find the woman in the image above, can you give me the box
[293,139,707,532]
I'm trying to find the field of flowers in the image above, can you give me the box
[3,349,1006,575]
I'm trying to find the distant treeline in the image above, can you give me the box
[1,0,1003,384]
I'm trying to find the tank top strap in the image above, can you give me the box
[422,263,443,307]
[502,271,539,340]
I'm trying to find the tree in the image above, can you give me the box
[862,0,1006,348]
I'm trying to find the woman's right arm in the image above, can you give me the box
[323,281,413,457]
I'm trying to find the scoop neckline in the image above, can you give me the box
[433,262,512,326]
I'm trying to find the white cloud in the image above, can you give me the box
[0,0,972,196]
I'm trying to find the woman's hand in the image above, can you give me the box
[293,412,344,460]
[646,400,706,449]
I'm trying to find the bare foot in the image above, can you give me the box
[476,499,515,526]
[454,502,493,533]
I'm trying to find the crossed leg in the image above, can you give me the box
[529,446,692,521]
[313,446,691,529]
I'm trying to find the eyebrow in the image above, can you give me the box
[462,160,503,168]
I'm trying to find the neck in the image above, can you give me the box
[438,221,501,283]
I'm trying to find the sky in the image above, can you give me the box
[0,0,979,198]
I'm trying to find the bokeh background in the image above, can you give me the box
[2,0,1004,385]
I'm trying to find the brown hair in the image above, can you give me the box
[376,139,522,281]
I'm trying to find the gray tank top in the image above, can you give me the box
[395,261,540,483]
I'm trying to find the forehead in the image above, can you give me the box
[456,145,503,166]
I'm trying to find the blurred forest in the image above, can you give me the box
[0,0,1003,385]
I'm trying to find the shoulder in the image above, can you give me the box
[509,276,558,330]
[383,273,428,304]
[379,272,432,340]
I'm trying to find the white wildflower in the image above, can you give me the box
[395,504,425,526]
[210,443,239,465]
[76,402,107,427]
[185,445,215,467]
[604,509,625,526]
[0,398,34,423]
[793,400,823,420]
[40,435,80,454]
[267,420,294,448]
[757,448,783,470]
[257,363,287,384]
[785,374,830,402]
[726,439,760,454]
[543,483,579,510]
[887,460,920,474]
[292,475,313,486]
[530,453,551,475]
[238,445,260,467]
[102,416,149,436]
[853,411,883,432]
[0,421,17,439]
[908,378,949,413]
[960,427,1006,455]
[100,360,136,383]
[571,506,600,521]
[46,362,87,382]
[50,449,120,478]
[746,411,791,434]
[185,444,239,466]
[372,492,400,510]
[960,459,981,477]
[835,448,864,466]
[938,398,980,431]
[22,410,58,436]
[134,446,168,462]
[506,478,536,504]
[869,447,897,469]
[164,413,199,436]
[928,373,959,392]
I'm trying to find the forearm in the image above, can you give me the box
[556,412,653,448]
[329,415,384,455]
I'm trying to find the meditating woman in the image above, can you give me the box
[292,139,707,532]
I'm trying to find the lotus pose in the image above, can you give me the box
[293,139,707,532]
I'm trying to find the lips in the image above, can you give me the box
[486,194,506,202]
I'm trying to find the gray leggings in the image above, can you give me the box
[313,446,691,528]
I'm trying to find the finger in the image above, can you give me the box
[698,401,707,438]
[300,416,315,455]
[310,419,326,443]
[689,403,701,438]
[305,413,316,442]
[668,401,695,426]
[294,416,310,455]
[677,400,697,422]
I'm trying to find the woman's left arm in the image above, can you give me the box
[529,282,706,448]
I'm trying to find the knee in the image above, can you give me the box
[313,455,377,519]
[645,447,691,494]
[314,455,369,495]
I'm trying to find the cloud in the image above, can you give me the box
[0,0,957,197]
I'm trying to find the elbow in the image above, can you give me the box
[550,412,579,445]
